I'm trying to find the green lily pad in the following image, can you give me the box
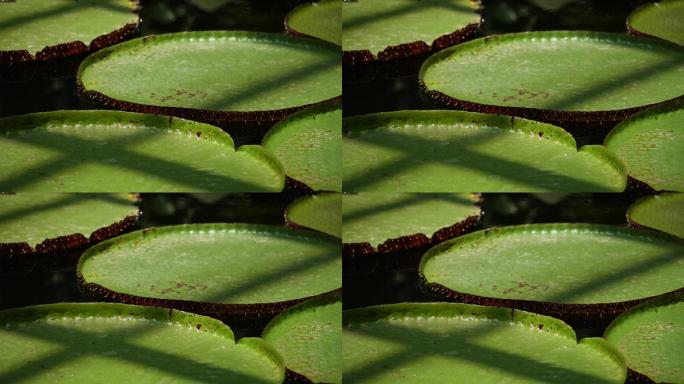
[0,302,284,383]
[0,110,285,192]
[420,224,684,322]
[627,0,684,46]
[605,103,684,192]
[286,0,341,46]
[0,193,138,258]
[628,193,684,238]
[344,302,627,384]
[78,224,341,319]
[343,111,627,192]
[420,31,684,126]
[78,31,342,127]
[343,193,481,256]
[285,193,341,238]
[0,0,139,63]
[263,103,341,192]
[263,294,341,384]
[342,0,481,64]
[605,294,684,384]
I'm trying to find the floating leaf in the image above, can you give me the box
[420,31,684,126]
[286,0,341,46]
[285,193,341,238]
[342,193,481,256]
[605,103,684,192]
[0,110,285,192]
[344,303,626,384]
[0,0,139,63]
[0,303,284,383]
[263,103,341,192]
[263,294,341,384]
[420,223,684,323]
[343,0,481,64]
[628,193,684,238]
[0,193,138,267]
[78,31,341,127]
[343,111,627,192]
[78,224,341,320]
[627,0,684,45]
[605,294,683,384]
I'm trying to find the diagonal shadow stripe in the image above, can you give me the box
[344,127,613,192]
[343,193,476,225]
[0,126,269,192]
[202,248,340,303]
[1,320,274,384]
[543,56,683,111]
[547,250,683,303]
[343,1,476,32]
[0,193,130,226]
[0,1,133,33]
[346,320,619,384]
[205,55,340,111]
[344,230,684,382]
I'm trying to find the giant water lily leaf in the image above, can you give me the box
[263,103,341,192]
[0,0,139,63]
[605,294,684,384]
[627,0,684,46]
[343,111,627,192]
[0,193,138,259]
[78,31,341,127]
[0,110,285,192]
[286,0,341,45]
[605,103,684,192]
[263,294,342,384]
[78,224,341,319]
[285,193,342,238]
[420,31,684,126]
[628,193,684,238]
[344,303,627,384]
[342,193,481,256]
[420,224,684,322]
[342,0,481,64]
[0,303,285,383]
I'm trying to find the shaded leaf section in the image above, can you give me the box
[286,0,341,45]
[627,0,684,45]
[78,224,341,313]
[421,31,684,125]
[605,103,684,192]
[286,193,341,238]
[0,303,284,384]
[606,294,684,384]
[263,103,341,192]
[343,0,481,63]
[78,31,341,126]
[344,302,626,384]
[343,110,626,192]
[420,224,684,321]
[0,110,285,192]
[264,294,341,384]
[342,192,480,255]
[0,0,139,63]
[628,193,684,238]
